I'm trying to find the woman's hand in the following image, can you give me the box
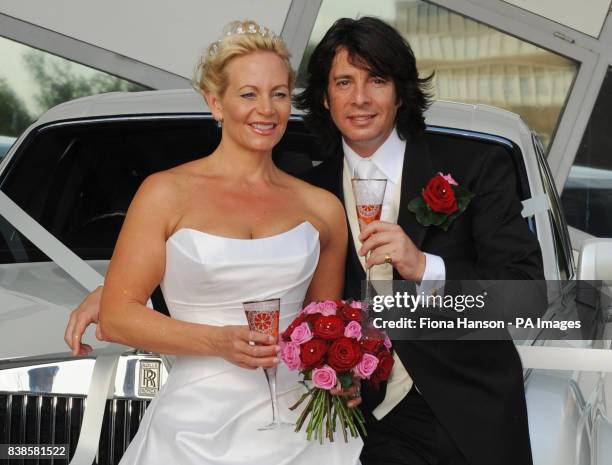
[64,285,105,356]
[212,325,280,369]
[330,376,362,409]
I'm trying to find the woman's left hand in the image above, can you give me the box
[330,376,362,409]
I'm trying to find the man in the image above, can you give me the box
[296,17,544,465]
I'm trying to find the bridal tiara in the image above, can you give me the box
[209,20,280,57]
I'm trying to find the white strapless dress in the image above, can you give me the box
[119,221,363,465]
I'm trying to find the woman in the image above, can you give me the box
[78,20,362,465]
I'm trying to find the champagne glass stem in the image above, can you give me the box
[365,250,372,307]
[263,367,280,426]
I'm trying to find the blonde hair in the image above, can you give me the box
[193,20,295,96]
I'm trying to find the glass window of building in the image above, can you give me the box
[298,0,578,150]
[561,67,612,237]
[0,36,147,142]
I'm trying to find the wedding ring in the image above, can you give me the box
[384,253,393,265]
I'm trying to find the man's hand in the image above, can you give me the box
[358,220,426,282]
[331,377,362,409]
[64,285,105,356]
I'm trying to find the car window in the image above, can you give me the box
[560,66,612,237]
[0,117,317,263]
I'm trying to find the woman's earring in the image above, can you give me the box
[216,116,223,128]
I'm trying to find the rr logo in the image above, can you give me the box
[138,360,161,396]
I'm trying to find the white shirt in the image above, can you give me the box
[342,129,446,286]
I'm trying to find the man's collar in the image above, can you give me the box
[342,128,405,184]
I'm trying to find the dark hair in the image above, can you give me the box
[295,17,433,155]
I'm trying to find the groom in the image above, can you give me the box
[297,17,544,465]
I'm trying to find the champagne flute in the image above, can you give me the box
[243,298,291,430]
[351,178,387,307]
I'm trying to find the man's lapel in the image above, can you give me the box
[396,134,435,252]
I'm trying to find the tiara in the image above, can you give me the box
[209,21,279,56]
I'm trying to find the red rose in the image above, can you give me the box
[370,351,395,389]
[360,327,384,353]
[281,313,306,341]
[422,175,458,215]
[300,339,328,369]
[313,315,345,340]
[305,313,322,326]
[337,302,363,323]
[327,337,362,372]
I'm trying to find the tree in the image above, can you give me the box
[0,78,32,137]
[23,50,147,113]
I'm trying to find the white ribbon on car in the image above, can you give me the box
[521,194,549,218]
[0,191,129,465]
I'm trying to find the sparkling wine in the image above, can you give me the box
[244,308,280,340]
[356,203,383,229]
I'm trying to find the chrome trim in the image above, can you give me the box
[109,399,116,462]
[66,396,72,446]
[20,394,27,443]
[51,396,57,445]
[426,125,515,149]
[35,395,42,454]
[123,400,131,453]
[5,394,11,443]
[0,354,168,398]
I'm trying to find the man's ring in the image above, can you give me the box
[384,253,392,265]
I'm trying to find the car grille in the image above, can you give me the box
[0,393,150,465]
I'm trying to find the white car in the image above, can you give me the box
[0,89,610,465]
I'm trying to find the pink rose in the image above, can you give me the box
[318,300,337,316]
[344,321,362,340]
[439,172,458,186]
[354,353,379,379]
[290,322,313,345]
[383,334,392,349]
[349,301,362,310]
[280,341,301,371]
[302,302,319,315]
[312,365,337,390]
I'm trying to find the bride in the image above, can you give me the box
[93,20,362,465]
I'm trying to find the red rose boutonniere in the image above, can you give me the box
[407,172,475,231]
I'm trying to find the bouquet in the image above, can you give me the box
[280,299,394,443]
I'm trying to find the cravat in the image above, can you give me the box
[353,158,380,180]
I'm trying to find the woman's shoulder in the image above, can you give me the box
[137,169,184,202]
[283,174,345,245]
[130,169,189,230]
[285,172,343,215]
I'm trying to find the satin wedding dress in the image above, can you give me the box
[119,221,362,465]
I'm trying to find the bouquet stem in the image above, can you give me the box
[291,385,366,443]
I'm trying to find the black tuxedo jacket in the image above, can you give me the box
[304,132,544,465]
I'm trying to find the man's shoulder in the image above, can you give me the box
[300,156,342,191]
[421,132,505,158]
[417,132,513,179]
